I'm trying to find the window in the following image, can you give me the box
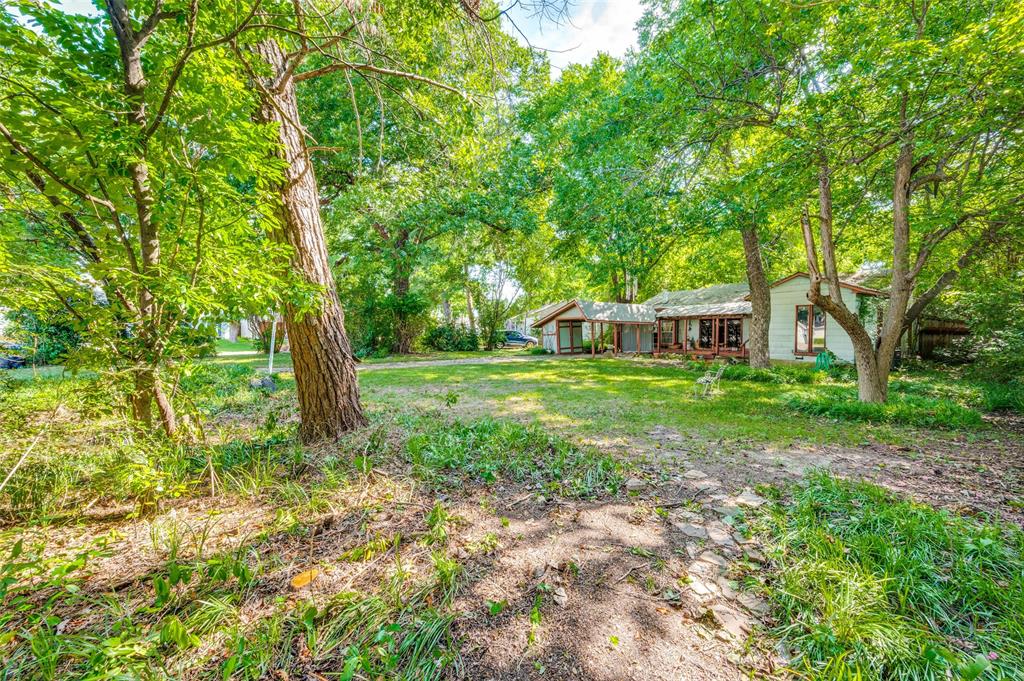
[795,305,826,354]
[720,318,743,351]
[557,320,584,353]
[698,319,714,349]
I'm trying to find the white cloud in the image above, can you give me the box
[502,0,645,73]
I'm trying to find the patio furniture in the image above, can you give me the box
[694,364,726,398]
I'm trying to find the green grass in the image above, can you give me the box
[215,338,257,353]
[783,387,985,429]
[359,359,976,447]
[749,473,1024,681]
[405,416,624,497]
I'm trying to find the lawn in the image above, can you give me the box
[1,357,1020,681]
[358,358,986,448]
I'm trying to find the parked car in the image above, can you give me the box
[497,330,538,349]
[0,342,26,369]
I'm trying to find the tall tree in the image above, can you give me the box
[0,1,287,435]
[638,0,1024,401]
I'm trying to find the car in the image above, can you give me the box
[497,329,538,349]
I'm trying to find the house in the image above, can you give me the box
[531,272,886,363]
[504,300,571,336]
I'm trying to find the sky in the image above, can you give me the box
[48,0,645,74]
[501,0,645,73]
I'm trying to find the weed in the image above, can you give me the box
[783,388,984,429]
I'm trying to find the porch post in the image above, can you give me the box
[635,325,640,354]
[683,319,689,353]
[590,321,595,358]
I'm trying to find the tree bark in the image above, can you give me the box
[106,0,177,436]
[392,270,413,354]
[740,225,771,368]
[252,39,366,442]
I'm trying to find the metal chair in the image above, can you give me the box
[693,364,726,398]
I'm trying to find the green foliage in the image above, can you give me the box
[405,417,624,498]
[783,388,983,430]
[422,324,479,352]
[752,473,1024,680]
[3,308,80,365]
[722,363,819,385]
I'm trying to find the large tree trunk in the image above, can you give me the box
[253,40,366,442]
[392,270,414,354]
[740,225,771,368]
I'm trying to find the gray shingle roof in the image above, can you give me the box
[656,301,752,318]
[576,300,656,323]
[644,283,750,309]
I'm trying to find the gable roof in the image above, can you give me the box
[644,283,750,309]
[531,299,656,327]
[754,272,886,297]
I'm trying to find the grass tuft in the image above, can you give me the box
[752,472,1024,680]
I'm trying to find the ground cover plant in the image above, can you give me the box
[748,472,1024,680]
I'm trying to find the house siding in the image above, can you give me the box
[767,277,861,362]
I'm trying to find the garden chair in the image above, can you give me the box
[693,364,726,398]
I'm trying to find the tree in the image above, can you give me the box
[638,0,1024,400]
[0,1,289,435]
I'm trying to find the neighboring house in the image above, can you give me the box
[531,272,886,363]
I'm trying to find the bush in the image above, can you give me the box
[722,363,819,385]
[4,308,79,365]
[526,345,550,355]
[971,328,1024,383]
[783,387,983,429]
[422,324,479,352]
[752,473,1024,680]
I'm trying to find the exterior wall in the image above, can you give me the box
[767,277,861,363]
[537,308,595,353]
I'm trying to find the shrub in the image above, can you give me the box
[4,308,80,365]
[971,328,1024,384]
[422,324,479,352]
[404,417,623,498]
[751,473,1024,680]
[722,363,819,385]
[783,387,983,429]
[526,345,550,355]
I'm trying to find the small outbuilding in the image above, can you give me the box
[531,300,657,355]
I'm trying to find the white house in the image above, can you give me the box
[530,272,885,363]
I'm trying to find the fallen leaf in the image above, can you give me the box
[290,569,320,591]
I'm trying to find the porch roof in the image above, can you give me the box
[656,301,753,318]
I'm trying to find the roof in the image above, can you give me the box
[755,272,885,297]
[657,301,753,318]
[531,299,656,327]
[644,283,750,309]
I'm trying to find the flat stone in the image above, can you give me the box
[674,510,703,523]
[744,548,766,564]
[674,522,707,539]
[625,477,647,492]
[552,586,568,607]
[737,592,770,615]
[713,505,740,517]
[691,478,722,492]
[735,488,768,508]
[709,603,751,639]
[715,576,738,599]
[695,551,730,569]
[687,577,716,597]
[683,469,708,479]
[707,523,739,551]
